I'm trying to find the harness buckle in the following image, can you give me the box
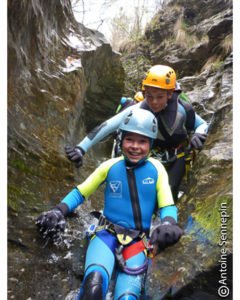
[85,223,97,239]
[151,146,185,166]
[88,212,150,275]
[115,241,149,275]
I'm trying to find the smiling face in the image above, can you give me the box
[122,132,151,163]
[145,86,173,112]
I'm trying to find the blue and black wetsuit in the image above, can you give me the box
[61,156,176,300]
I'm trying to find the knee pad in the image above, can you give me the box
[78,271,103,300]
[118,293,138,300]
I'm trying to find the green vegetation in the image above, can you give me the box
[174,18,203,49]
[8,183,39,211]
[121,53,151,95]
[212,60,224,71]
[220,33,232,55]
[10,158,33,174]
[192,195,232,247]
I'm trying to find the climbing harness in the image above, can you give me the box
[151,145,186,167]
[151,143,196,199]
[86,212,154,275]
[85,223,98,240]
[184,146,196,179]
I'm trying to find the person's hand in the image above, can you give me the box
[190,133,207,150]
[65,146,84,168]
[150,217,183,250]
[36,208,66,240]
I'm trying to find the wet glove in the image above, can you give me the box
[65,146,85,168]
[150,217,183,250]
[36,203,68,240]
[190,133,207,150]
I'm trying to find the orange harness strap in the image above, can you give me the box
[122,240,146,260]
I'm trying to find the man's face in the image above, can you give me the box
[145,86,172,112]
[122,132,150,163]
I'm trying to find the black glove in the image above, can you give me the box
[150,217,183,250]
[65,146,85,168]
[190,133,207,150]
[36,203,68,240]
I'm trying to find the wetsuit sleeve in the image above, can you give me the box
[77,157,122,197]
[156,167,174,208]
[194,113,209,134]
[60,158,122,212]
[61,188,84,212]
[160,205,178,222]
[149,157,178,222]
[77,103,141,153]
[148,158,174,208]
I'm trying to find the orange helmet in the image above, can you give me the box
[142,65,176,90]
[134,91,144,102]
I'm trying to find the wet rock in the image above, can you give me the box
[121,0,232,89]
[120,0,232,298]
[143,53,232,299]
[8,0,124,299]
[8,0,232,299]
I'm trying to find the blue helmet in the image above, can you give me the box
[119,108,158,139]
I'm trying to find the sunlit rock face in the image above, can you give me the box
[144,0,232,75]
[121,0,232,90]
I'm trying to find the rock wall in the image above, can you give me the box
[121,0,232,92]
[8,1,124,299]
[7,0,233,299]
[8,0,124,211]
[147,54,233,300]
[144,0,232,77]
[119,0,232,298]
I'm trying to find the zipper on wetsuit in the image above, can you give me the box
[126,167,143,232]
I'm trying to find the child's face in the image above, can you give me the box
[122,132,150,163]
[145,86,172,112]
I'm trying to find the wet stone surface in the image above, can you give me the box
[8,0,232,299]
